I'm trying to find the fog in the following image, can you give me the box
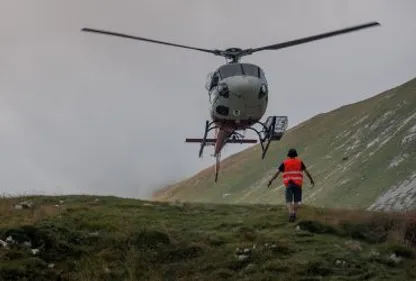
[1,0,415,198]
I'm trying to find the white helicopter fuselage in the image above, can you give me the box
[206,62,268,131]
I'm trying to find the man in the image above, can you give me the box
[267,148,315,222]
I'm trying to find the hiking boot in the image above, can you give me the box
[289,214,295,222]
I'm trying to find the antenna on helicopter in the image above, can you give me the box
[81,21,380,63]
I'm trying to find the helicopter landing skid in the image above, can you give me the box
[185,121,256,159]
[185,115,288,160]
[185,116,288,182]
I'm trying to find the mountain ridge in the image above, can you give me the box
[153,76,416,212]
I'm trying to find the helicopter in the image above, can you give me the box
[81,21,380,182]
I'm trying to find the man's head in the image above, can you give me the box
[287,148,298,158]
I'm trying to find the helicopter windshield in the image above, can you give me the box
[218,63,263,79]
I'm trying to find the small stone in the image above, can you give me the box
[243,248,252,254]
[335,260,348,267]
[0,240,8,248]
[237,254,249,261]
[369,250,380,257]
[31,249,40,255]
[389,253,402,264]
[48,263,55,268]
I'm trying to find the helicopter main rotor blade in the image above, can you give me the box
[245,21,380,54]
[81,28,220,55]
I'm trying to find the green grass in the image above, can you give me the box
[1,195,416,281]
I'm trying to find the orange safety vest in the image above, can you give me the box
[282,158,304,187]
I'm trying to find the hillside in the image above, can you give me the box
[1,195,416,280]
[153,77,416,211]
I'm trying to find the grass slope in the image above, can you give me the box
[153,77,416,210]
[1,195,416,281]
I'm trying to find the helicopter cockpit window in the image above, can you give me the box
[218,63,264,79]
[210,72,219,89]
[241,64,260,78]
[218,64,243,79]
[259,68,267,82]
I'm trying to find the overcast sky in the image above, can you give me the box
[1,0,415,198]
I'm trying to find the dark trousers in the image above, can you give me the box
[285,182,302,203]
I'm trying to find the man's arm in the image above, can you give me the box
[267,170,280,187]
[267,163,284,187]
[302,162,315,186]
